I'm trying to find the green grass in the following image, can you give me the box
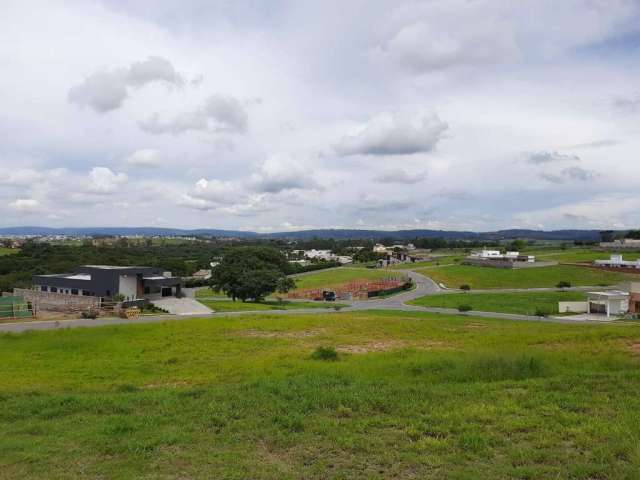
[197,299,347,312]
[388,255,464,270]
[292,267,405,291]
[416,264,631,289]
[1,311,640,478]
[195,287,223,298]
[530,248,640,263]
[0,247,19,256]
[409,291,588,315]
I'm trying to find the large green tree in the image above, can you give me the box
[209,247,295,302]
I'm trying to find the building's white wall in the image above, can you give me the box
[118,275,138,300]
[559,301,588,313]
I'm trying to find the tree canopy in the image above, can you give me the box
[209,247,295,302]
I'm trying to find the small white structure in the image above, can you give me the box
[468,250,535,262]
[587,291,629,317]
[594,255,640,269]
[373,243,389,254]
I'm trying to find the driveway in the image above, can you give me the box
[151,297,212,315]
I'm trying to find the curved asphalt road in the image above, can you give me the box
[0,269,630,333]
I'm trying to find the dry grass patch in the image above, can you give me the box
[236,328,325,339]
[626,341,640,356]
[337,339,452,354]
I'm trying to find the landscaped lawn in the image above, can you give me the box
[1,311,639,478]
[0,247,19,256]
[197,299,347,312]
[292,267,406,291]
[409,291,588,315]
[416,264,631,289]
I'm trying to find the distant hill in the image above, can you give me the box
[0,226,610,241]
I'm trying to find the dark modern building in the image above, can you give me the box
[32,265,182,301]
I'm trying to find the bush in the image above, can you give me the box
[310,346,339,361]
[535,307,551,317]
[458,304,473,312]
[81,310,97,319]
[556,281,571,289]
[460,284,471,291]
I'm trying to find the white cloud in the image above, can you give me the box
[374,169,426,184]
[249,155,320,193]
[380,18,518,72]
[8,198,41,212]
[192,178,241,205]
[68,56,185,113]
[139,94,248,135]
[125,149,163,168]
[0,169,43,186]
[334,112,448,156]
[86,167,128,194]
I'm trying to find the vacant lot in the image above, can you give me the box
[530,248,640,263]
[292,268,405,291]
[389,255,464,270]
[197,299,346,312]
[417,264,630,289]
[409,291,588,315]
[1,311,640,478]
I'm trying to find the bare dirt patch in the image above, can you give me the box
[465,322,489,329]
[237,328,325,339]
[143,381,190,389]
[337,339,451,354]
[626,341,640,356]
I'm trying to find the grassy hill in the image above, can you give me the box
[409,291,588,315]
[291,268,405,291]
[1,311,640,478]
[416,264,631,289]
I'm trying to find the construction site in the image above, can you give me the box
[287,275,412,301]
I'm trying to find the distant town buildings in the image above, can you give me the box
[463,250,544,269]
[599,238,640,249]
[289,249,353,265]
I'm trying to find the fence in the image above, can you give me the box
[0,296,34,320]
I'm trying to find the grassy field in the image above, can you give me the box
[292,268,405,291]
[197,299,347,312]
[416,264,631,289]
[1,311,640,478]
[0,247,19,256]
[530,248,640,263]
[388,255,464,270]
[409,291,588,315]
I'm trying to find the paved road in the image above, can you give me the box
[0,269,631,333]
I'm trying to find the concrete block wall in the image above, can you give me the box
[12,288,100,313]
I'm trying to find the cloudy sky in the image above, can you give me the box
[2,0,640,232]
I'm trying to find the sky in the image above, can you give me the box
[2,0,640,232]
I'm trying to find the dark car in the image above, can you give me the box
[322,290,336,301]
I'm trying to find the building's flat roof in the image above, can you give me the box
[82,265,144,270]
[142,276,169,280]
[588,290,629,298]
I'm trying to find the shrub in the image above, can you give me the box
[458,304,473,312]
[535,307,551,317]
[311,346,339,361]
[460,284,471,291]
[81,310,97,319]
[556,281,571,289]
